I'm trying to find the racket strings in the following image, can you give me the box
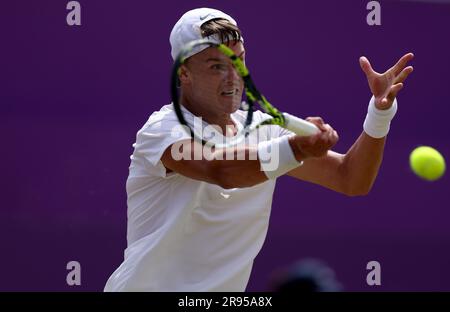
[217,43,286,129]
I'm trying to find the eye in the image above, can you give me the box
[211,64,226,71]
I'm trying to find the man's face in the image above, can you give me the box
[180,41,245,116]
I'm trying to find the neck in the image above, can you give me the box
[181,98,237,137]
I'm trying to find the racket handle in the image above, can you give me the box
[283,113,320,136]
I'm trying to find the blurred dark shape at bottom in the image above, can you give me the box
[270,258,343,292]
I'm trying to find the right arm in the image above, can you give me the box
[161,117,337,190]
[161,139,268,189]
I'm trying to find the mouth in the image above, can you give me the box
[221,89,239,97]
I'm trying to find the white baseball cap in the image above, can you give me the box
[169,8,244,60]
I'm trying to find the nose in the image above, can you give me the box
[225,64,241,82]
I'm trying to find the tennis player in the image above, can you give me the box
[104,8,414,291]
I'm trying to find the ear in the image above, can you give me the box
[178,64,191,85]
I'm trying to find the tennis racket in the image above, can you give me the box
[171,38,319,148]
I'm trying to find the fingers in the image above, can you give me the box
[391,82,404,94]
[359,56,376,77]
[305,117,334,136]
[369,53,413,106]
[387,83,404,102]
[394,66,414,84]
[321,125,339,148]
[306,117,325,129]
[389,52,414,77]
[304,118,339,148]
[378,82,403,108]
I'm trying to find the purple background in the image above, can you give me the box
[2,0,449,291]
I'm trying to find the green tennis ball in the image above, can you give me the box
[409,146,446,181]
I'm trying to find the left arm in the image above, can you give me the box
[288,52,414,196]
[287,133,385,196]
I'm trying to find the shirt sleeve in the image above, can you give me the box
[131,113,192,178]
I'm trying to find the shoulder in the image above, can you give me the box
[131,104,190,168]
[144,104,178,126]
[138,104,184,135]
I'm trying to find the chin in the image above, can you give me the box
[220,98,241,114]
[223,103,241,114]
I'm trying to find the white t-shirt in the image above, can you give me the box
[104,104,292,292]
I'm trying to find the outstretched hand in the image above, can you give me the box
[359,53,414,110]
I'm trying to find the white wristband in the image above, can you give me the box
[363,96,398,139]
[257,135,303,180]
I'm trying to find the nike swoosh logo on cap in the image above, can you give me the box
[200,13,213,20]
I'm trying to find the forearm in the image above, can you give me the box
[210,145,268,189]
[212,135,301,188]
[340,93,399,195]
[341,131,386,195]
[164,136,301,189]
[163,140,267,188]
